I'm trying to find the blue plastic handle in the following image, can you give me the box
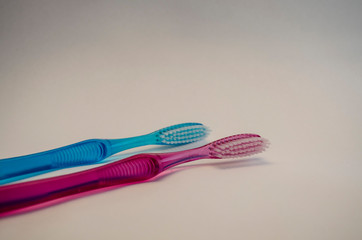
[0,135,157,181]
[0,123,209,183]
[0,139,111,180]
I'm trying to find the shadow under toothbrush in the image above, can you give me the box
[0,156,269,218]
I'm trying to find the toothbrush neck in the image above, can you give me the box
[108,134,154,155]
[158,146,210,170]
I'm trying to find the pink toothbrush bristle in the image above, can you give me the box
[209,134,269,159]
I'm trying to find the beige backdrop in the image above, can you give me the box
[0,1,361,239]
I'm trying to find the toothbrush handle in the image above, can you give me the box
[0,139,112,180]
[0,154,160,214]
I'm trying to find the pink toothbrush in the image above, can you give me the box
[0,134,269,214]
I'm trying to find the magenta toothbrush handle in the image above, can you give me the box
[0,155,161,214]
[0,149,206,214]
[0,147,209,214]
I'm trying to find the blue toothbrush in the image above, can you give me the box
[0,123,209,183]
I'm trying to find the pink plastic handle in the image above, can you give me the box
[0,154,161,214]
[0,143,213,214]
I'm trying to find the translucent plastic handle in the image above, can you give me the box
[0,139,112,180]
[0,122,209,184]
[0,154,160,214]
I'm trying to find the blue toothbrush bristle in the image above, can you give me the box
[156,123,209,145]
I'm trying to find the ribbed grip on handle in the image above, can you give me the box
[98,155,160,185]
[51,140,109,167]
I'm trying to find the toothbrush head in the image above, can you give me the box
[209,134,269,159]
[155,123,209,145]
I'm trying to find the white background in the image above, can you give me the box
[0,1,361,239]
